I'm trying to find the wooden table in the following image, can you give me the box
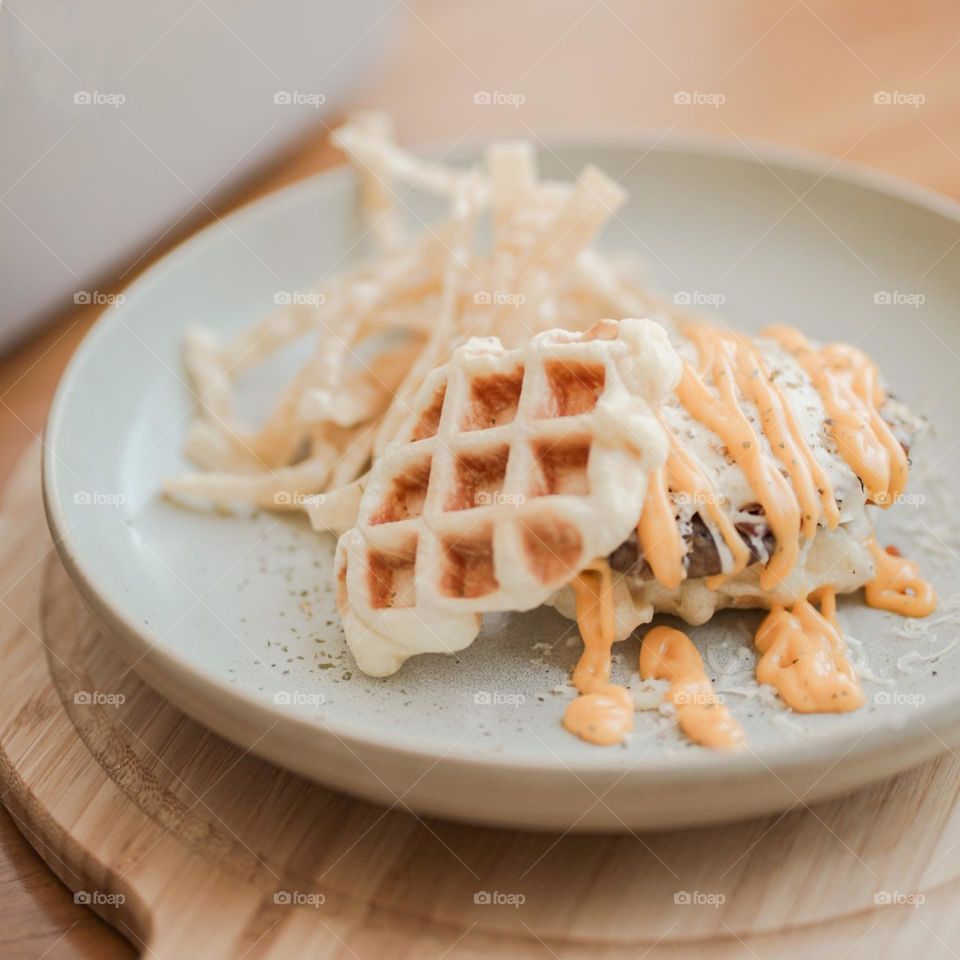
[2,0,959,955]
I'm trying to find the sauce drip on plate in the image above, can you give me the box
[754,589,864,713]
[563,560,634,746]
[564,562,745,749]
[639,626,744,749]
[865,541,937,617]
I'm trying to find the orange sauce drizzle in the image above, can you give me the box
[636,450,686,589]
[566,323,936,743]
[679,327,799,588]
[639,626,745,749]
[563,565,743,749]
[631,322,933,716]
[638,323,843,592]
[763,325,908,507]
[754,589,865,713]
[563,560,635,746]
[865,541,937,617]
[640,428,750,589]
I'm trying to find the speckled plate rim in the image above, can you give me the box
[41,132,960,790]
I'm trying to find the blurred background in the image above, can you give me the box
[2,0,960,955]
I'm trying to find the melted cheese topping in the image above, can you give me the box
[634,323,933,711]
[755,590,865,713]
[763,325,908,507]
[640,425,750,589]
[639,626,745,749]
[565,323,935,745]
[866,541,937,617]
[637,323,863,592]
[677,326,815,589]
[563,560,635,746]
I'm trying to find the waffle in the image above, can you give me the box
[335,317,681,676]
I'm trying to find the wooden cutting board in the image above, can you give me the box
[4,441,960,959]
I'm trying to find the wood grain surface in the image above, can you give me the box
[3,0,960,955]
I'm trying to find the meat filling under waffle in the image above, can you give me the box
[609,510,775,581]
[610,409,916,585]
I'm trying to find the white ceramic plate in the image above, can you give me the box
[43,137,960,832]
